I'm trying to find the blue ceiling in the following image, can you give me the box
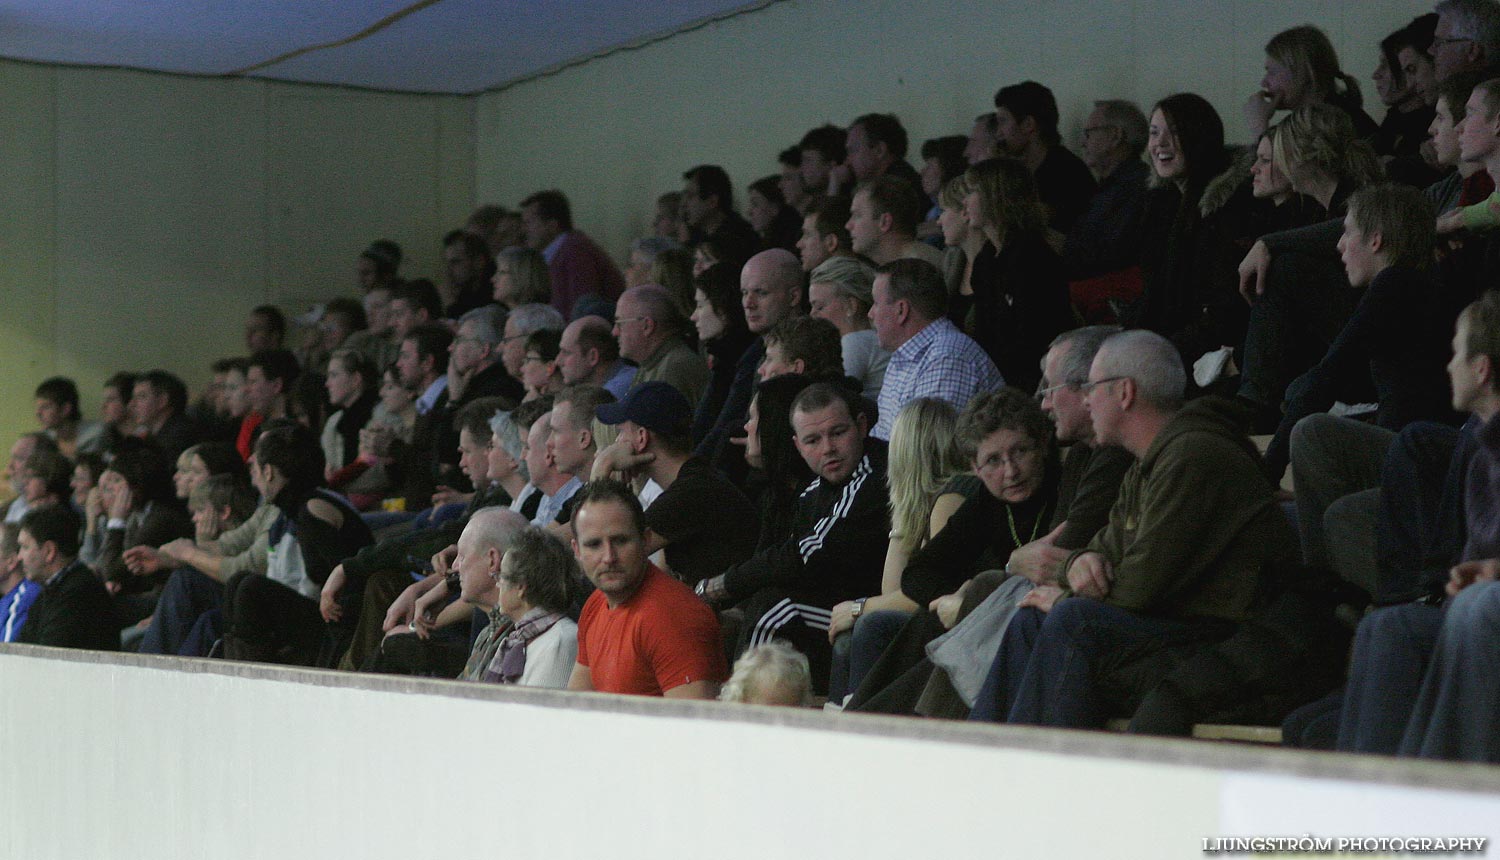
[0,0,769,94]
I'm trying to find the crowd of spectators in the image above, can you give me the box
[9,0,1500,765]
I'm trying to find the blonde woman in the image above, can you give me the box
[936,175,985,327]
[826,398,971,700]
[491,246,552,310]
[1272,102,1384,215]
[1245,24,1378,140]
[807,256,889,399]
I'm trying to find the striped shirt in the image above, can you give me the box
[873,317,1005,439]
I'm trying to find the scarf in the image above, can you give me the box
[483,607,563,685]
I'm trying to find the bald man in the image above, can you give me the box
[559,315,635,399]
[376,506,531,677]
[615,285,709,408]
[694,249,804,481]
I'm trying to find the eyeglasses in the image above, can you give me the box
[977,444,1040,471]
[497,334,528,345]
[1034,381,1078,401]
[1432,35,1474,48]
[1082,125,1116,139]
[613,316,649,326]
[1079,375,1129,394]
[522,354,547,365]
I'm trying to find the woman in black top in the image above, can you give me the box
[741,374,817,553]
[222,419,373,666]
[321,348,379,473]
[746,175,802,254]
[844,389,1060,706]
[962,157,1074,393]
[689,263,754,445]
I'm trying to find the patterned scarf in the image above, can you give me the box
[483,607,563,684]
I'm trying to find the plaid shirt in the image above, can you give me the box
[873,317,1005,440]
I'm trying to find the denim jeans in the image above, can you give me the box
[1336,602,1443,755]
[971,598,1220,727]
[1376,422,1467,605]
[838,609,916,702]
[138,566,224,655]
[1400,581,1500,762]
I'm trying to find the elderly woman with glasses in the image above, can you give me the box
[833,388,1062,707]
[520,329,564,402]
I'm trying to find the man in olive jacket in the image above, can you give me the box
[971,329,1296,725]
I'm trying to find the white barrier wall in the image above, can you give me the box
[2,646,1498,860]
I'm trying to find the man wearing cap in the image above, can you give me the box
[592,382,759,586]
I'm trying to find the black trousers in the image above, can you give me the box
[223,573,326,666]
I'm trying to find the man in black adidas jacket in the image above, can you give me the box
[696,380,888,692]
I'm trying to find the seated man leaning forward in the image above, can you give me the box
[568,479,726,699]
[970,329,1297,726]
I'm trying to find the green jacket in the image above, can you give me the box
[1070,397,1296,622]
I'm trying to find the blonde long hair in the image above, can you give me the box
[1266,25,1363,110]
[1271,102,1382,191]
[887,398,967,553]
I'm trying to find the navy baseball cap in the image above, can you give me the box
[596,381,692,437]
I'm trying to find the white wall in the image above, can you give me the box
[1,649,1497,860]
[474,0,1431,265]
[0,60,473,445]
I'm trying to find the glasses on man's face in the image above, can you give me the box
[497,334,527,345]
[1079,375,1128,394]
[522,354,546,365]
[1082,125,1115,140]
[1432,35,1474,48]
[1034,381,1078,402]
[613,316,648,327]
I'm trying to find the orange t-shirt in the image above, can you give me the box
[577,563,726,696]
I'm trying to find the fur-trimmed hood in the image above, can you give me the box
[1198,144,1254,218]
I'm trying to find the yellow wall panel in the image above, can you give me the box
[0,62,59,447]
[0,61,473,448]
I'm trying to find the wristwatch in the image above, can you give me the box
[850,597,868,620]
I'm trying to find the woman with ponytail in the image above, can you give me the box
[1245,24,1379,141]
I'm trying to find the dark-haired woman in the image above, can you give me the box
[1373,15,1441,186]
[221,420,373,665]
[1133,93,1338,376]
[94,446,192,594]
[747,175,802,254]
[689,263,755,445]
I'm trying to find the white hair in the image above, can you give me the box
[508,303,565,337]
[1093,329,1185,411]
[719,641,814,706]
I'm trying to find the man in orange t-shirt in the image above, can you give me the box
[568,480,725,698]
